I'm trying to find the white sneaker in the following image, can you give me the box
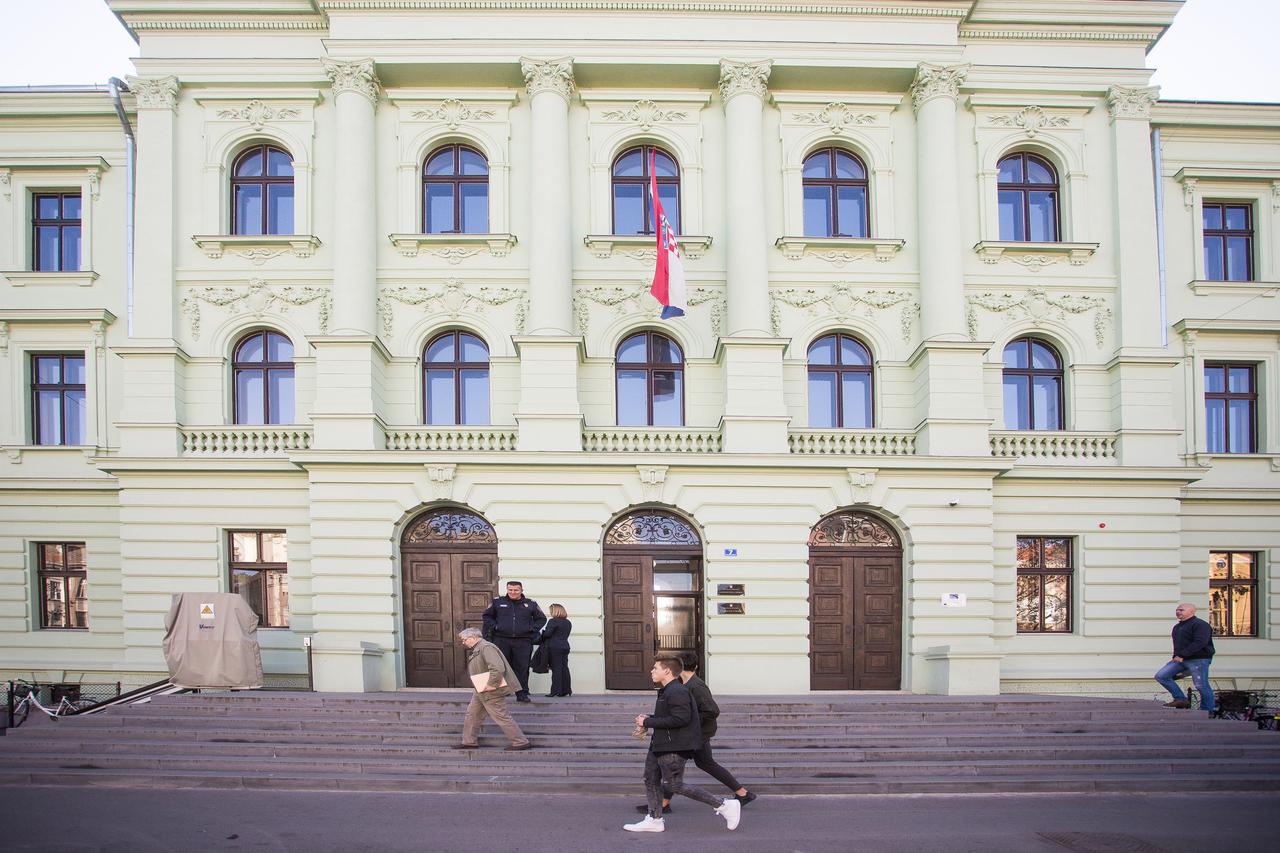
[715,798,741,830]
[623,815,666,833]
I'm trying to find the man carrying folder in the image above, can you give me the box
[454,627,532,751]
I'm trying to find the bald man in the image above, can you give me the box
[1154,603,1216,711]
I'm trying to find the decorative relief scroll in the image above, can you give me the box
[404,510,496,545]
[809,512,899,548]
[411,99,496,129]
[718,59,772,102]
[1105,85,1158,121]
[126,75,179,110]
[605,511,699,546]
[521,57,575,99]
[217,100,301,130]
[986,106,1069,138]
[601,99,688,130]
[770,284,919,342]
[377,279,527,337]
[0,169,11,201]
[322,58,380,104]
[791,103,876,134]
[965,287,1111,348]
[573,284,724,336]
[909,63,967,113]
[180,279,330,340]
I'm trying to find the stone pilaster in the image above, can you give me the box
[720,59,773,337]
[521,57,575,335]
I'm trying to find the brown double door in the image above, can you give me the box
[603,551,704,690]
[809,549,902,690]
[402,549,497,688]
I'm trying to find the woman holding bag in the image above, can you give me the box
[538,603,573,697]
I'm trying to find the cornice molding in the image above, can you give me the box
[126,75,180,111]
[719,59,772,103]
[909,63,968,113]
[322,58,381,105]
[125,18,327,31]
[521,57,575,100]
[960,27,1163,43]
[319,1,969,16]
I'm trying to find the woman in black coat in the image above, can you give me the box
[538,603,572,697]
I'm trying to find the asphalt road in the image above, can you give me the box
[0,789,1276,853]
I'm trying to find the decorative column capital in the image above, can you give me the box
[521,57,575,100]
[126,75,179,111]
[1106,85,1159,122]
[718,59,772,102]
[909,63,968,113]
[322,58,381,105]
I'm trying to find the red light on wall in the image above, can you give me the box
[1098,522,1106,528]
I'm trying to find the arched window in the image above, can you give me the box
[616,331,683,426]
[997,152,1059,242]
[807,333,873,428]
[424,331,489,425]
[422,144,489,234]
[802,148,869,238]
[233,330,294,425]
[612,145,679,235]
[231,144,294,235]
[1002,337,1063,430]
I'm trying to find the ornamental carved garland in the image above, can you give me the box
[791,103,876,134]
[769,284,919,343]
[601,100,689,130]
[605,512,699,546]
[322,58,380,104]
[1106,85,1159,121]
[411,99,496,129]
[809,512,899,548]
[718,59,772,101]
[909,63,968,113]
[180,279,330,340]
[965,287,1111,348]
[521,57,575,99]
[404,511,496,545]
[377,279,527,337]
[986,106,1069,139]
[573,284,724,336]
[126,75,179,110]
[217,100,301,130]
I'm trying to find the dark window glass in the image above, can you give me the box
[31,353,87,445]
[615,331,684,426]
[233,331,294,425]
[32,192,82,271]
[1208,551,1257,637]
[1016,536,1072,633]
[37,541,88,629]
[611,146,680,235]
[996,153,1059,242]
[229,530,289,628]
[807,333,874,428]
[1204,362,1256,453]
[1002,338,1063,430]
[423,331,489,425]
[1202,203,1254,281]
[231,144,294,235]
[422,145,489,234]
[802,148,869,238]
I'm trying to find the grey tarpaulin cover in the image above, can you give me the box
[162,592,264,689]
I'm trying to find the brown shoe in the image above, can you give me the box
[1163,699,1191,709]
[504,742,533,751]
[452,743,479,749]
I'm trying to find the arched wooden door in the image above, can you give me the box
[809,511,903,690]
[401,508,498,688]
[603,510,704,690]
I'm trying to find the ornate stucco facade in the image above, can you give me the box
[1,0,1277,696]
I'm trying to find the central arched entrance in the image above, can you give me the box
[809,511,903,690]
[400,508,498,688]
[603,510,704,690]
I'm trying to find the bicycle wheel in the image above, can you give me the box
[11,699,30,727]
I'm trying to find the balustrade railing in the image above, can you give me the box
[989,430,1117,461]
[385,427,518,452]
[181,426,312,455]
[583,428,722,453]
[788,429,916,455]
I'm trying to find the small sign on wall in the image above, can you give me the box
[722,547,738,557]
[717,583,745,596]
[941,593,967,608]
[717,602,746,615]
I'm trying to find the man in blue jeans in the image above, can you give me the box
[1154,603,1216,711]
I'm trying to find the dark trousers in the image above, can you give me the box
[548,648,571,696]
[492,636,532,698]
[644,751,721,818]
[662,739,742,795]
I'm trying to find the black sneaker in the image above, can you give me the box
[516,695,533,703]
[736,791,757,807]
[635,804,672,814]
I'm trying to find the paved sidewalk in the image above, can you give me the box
[1,789,1277,852]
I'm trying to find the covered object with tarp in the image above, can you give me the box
[163,592,263,689]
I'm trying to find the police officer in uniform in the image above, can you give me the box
[481,581,546,703]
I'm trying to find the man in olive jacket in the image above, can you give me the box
[454,627,531,750]
[622,656,740,834]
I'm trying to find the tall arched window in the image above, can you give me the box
[424,331,489,425]
[803,148,869,238]
[231,144,294,235]
[1002,337,1063,430]
[616,331,683,426]
[422,144,489,234]
[997,152,1059,242]
[808,333,873,428]
[233,330,294,425]
[612,145,679,235]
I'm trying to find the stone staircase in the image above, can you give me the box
[1,692,1278,794]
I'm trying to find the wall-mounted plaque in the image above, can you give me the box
[717,602,746,615]
[717,583,745,596]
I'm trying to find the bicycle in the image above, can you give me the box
[7,681,94,727]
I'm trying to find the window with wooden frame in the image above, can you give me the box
[232,331,294,426]
[1202,202,1254,282]
[423,330,489,425]
[31,352,86,446]
[807,333,874,428]
[1016,536,1072,633]
[422,144,489,234]
[612,145,679,236]
[1002,338,1064,430]
[1204,362,1256,453]
[37,542,88,630]
[32,192,82,271]
[229,530,289,628]
[1209,551,1258,638]
[997,152,1060,242]
[616,330,683,427]
[802,148,869,238]
[231,144,294,235]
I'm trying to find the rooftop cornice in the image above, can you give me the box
[318,0,972,16]
[959,25,1165,43]
[964,0,1182,28]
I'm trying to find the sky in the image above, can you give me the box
[0,0,1277,103]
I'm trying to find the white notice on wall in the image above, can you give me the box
[941,593,967,608]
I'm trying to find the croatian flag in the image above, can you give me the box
[649,150,687,320]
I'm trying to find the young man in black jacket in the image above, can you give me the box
[622,657,741,834]
[481,581,546,703]
[1154,602,1216,711]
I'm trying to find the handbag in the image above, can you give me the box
[530,641,551,674]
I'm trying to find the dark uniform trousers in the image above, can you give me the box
[492,636,533,698]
